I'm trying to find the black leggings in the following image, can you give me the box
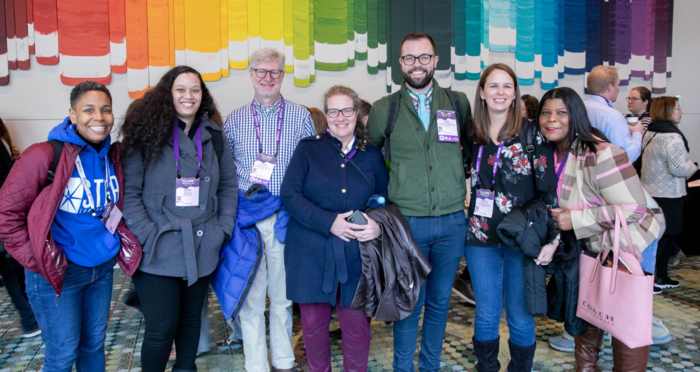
[132,270,210,372]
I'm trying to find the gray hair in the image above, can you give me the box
[250,48,285,70]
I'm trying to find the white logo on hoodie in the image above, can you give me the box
[59,175,120,214]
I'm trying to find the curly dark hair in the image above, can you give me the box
[120,66,222,166]
[521,94,539,121]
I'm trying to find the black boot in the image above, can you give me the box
[507,340,536,372]
[472,337,501,372]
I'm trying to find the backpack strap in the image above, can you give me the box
[210,129,224,163]
[383,91,402,162]
[47,139,64,184]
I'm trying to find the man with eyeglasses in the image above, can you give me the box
[222,48,314,372]
[584,65,643,162]
[367,31,472,372]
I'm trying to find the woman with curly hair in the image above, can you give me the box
[121,66,238,372]
[281,85,388,372]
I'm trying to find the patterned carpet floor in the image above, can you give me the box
[0,257,699,371]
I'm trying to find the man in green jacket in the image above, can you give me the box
[367,31,471,372]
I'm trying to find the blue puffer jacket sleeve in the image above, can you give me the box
[211,187,283,323]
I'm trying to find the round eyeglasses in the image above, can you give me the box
[251,68,283,79]
[400,54,434,66]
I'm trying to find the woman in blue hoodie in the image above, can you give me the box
[0,81,142,371]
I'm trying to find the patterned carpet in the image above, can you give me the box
[0,257,699,371]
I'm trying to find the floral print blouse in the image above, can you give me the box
[464,121,558,247]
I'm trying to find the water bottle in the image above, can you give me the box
[367,194,386,209]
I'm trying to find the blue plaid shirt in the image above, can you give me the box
[223,97,315,195]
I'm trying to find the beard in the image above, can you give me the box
[402,67,434,90]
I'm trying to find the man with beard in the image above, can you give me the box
[223,48,314,372]
[367,32,472,372]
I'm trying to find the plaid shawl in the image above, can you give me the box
[559,139,660,258]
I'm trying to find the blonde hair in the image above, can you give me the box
[250,48,285,70]
[587,66,619,95]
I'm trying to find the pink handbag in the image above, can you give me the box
[577,205,654,349]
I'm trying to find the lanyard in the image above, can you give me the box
[555,151,568,180]
[474,142,504,189]
[592,94,615,108]
[251,97,286,157]
[173,118,203,179]
[74,154,111,218]
[326,130,357,162]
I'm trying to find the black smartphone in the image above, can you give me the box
[345,210,368,225]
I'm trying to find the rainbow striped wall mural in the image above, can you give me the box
[0,0,674,97]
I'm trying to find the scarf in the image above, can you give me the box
[647,121,689,152]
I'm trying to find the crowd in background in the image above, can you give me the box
[0,30,695,372]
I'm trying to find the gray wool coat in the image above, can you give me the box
[122,117,238,285]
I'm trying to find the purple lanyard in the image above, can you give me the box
[475,142,504,189]
[555,151,568,180]
[173,118,203,179]
[251,97,285,157]
[326,130,357,162]
[592,94,615,108]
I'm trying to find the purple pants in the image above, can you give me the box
[299,296,371,372]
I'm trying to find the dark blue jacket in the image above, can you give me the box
[211,187,288,323]
[281,134,388,306]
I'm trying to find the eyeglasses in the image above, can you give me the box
[326,107,356,118]
[400,54,434,66]
[251,68,283,79]
[625,97,642,102]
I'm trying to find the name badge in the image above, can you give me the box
[176,177,200,207]
[436,110,459,142]
[249,153,277,187]
[102,202,122,235]
[474,189,495,218]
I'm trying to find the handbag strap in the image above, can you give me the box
[323,135,372,186]
[596,205,638,294]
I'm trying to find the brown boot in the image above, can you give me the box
[574,324,604,372]
[611,337,649,372]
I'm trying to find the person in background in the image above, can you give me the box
[0,81,142,371]
[463,63,557,372]
[121,66,237,372]
[542,87,660,372]
[521,94,539,121]
[309,107,327,134]
[640,96,697,292]
[367,31,471,372]
[281,85,388,372]
[584,65,644,162]
[357,99,372,127]
[222,47,314,372]
[627,87,652,129]
[0,118,41,340]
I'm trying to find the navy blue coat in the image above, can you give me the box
[281,134,388,306]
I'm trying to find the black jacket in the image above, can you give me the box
[496,197,558,316]
[546,231,587,338]
[0,140,14,187]
[350,204,431,322]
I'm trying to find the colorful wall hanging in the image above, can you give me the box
[0,0,674,97]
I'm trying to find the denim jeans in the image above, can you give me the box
[393,211,467,372]
[464,245,534,347]
[25,258,115,372]
[641,239,658,274]
[0,253,38,333]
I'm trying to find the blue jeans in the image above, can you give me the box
[25,259,115,372]
[465,245,534,347]
[393,211,467,372]
[641,239,658,274]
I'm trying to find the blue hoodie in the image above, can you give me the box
[48,117,120,267]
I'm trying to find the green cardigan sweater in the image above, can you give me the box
[367,80,472,217]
